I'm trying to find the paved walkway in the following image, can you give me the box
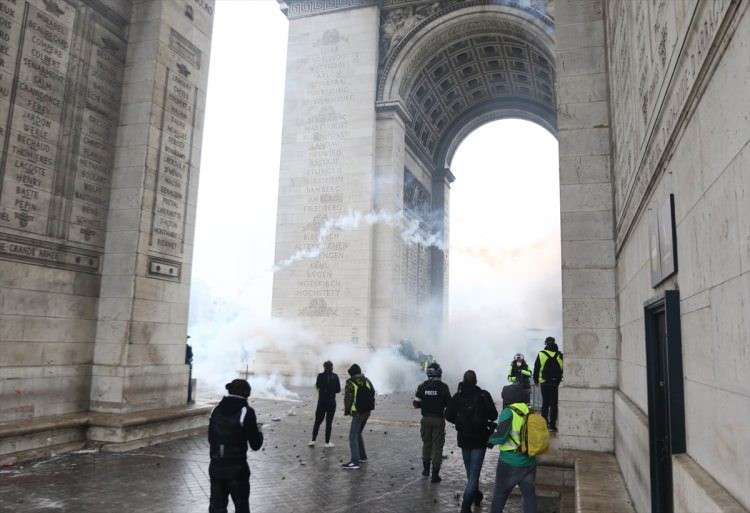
[0,389,562,513]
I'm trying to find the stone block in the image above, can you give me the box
[562,268,615,299]
[556,46,606,77]
[564,328,617,359]
[560,182,612,213]
[558,127,610,157]
[563,298,616,329]
[97,298,134,322]
[557,100,609,130]
[555,19,605,51]
[561,210,613,241]
[555,0,604,24]
[614,392,650,513]
[697,14,750,190]
[561,240,614,269]
[99,276,135,299]
[556,72,608,104]
[682,380,750,509]
[673,454,750,513]
[563,356,616,387]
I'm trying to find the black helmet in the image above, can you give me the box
[426,362,442,378]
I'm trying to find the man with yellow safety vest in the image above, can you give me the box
[533,337,564,432]
[342,363,375,469]
[487,384,538,513]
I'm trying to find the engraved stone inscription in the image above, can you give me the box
[292,30,358,313]
[0,0,75,233]
[149,68,197,255]
[0,0,127,272]
[67,24,125,246]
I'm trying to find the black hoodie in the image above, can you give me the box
[208,395,263,465]
[445,382,498,449]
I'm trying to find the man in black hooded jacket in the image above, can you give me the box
[445,370,499,513]
[208,378,264,513]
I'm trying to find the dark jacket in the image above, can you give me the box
[445,382,498,449]
[344,374,374,415]
[413,378,451,417]
[208,395,263,466]
[315,371,341,405]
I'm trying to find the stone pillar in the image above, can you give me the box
[554,0,617,451]
[88,0,213,422]
[370,104,407,347]
[271,5,380,366]
[430,167,454,334]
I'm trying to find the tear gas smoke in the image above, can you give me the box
[271,209,447,273]
[189,119,562,402]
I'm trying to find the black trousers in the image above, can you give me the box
[312,401,336,443]
[208,461,250,513]
[540,383,559,428]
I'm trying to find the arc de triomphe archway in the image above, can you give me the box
[271,0,616,452]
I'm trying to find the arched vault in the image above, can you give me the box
[377,3,557,168]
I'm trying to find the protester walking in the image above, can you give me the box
[413,362,452,482]
[533,336,564,431]
[342,363,375,469]
[208,379,264,513]
[445,370,499,513]
[309,360,341,448]
[488,384,538,513]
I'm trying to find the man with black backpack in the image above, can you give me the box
[413,362,452,483]
[445,370,499,513]
[208,379,264,513]
[533,336,564,432]
[342,363,375,469]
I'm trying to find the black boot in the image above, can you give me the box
[422,460,430,477]
[430,467,441,483]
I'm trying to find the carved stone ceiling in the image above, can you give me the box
[403,33,555,160]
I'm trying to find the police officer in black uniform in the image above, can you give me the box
[208,379,263,513]
[413,362,452,482]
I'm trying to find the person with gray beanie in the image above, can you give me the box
[208,379,263,513]
[342,363,375,469]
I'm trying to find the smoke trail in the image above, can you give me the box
[271,209,447,273]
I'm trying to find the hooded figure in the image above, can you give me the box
[308,360,341,447]
[208,379,263,513]
[445,370,499,513]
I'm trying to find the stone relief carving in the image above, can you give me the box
[299,298,338,317]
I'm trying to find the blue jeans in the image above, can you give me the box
[348,411,369,463]
[490,460,537,513]
[461,447,487,508]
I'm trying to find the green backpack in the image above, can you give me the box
[509,406,550,457]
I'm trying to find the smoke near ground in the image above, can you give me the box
[190,118,561,401]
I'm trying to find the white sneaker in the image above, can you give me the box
[308,441,315,447]
[324,442,335,448]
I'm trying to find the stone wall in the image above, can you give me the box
[606,0,749,510]
[271,7,380,354]
[0,0,214,457]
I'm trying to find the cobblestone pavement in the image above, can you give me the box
[0,389,561,513]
